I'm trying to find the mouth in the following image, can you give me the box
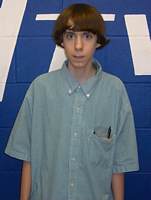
[73,55,85,59]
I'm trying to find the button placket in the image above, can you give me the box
[68,91,85,200]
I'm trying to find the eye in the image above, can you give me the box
[64,31,75,40]
[83,32,94,40]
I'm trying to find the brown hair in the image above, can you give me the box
[52,3,109,48]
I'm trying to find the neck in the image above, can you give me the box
[68,62,96,84]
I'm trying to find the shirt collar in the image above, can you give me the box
[61,59,102,99]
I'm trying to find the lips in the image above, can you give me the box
[73,55,85,59]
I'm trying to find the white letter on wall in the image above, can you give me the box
[125,15,151,75]
[0,0,27,101]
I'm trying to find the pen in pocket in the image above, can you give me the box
[107,126,111,139]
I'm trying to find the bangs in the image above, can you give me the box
[64,12,102,35]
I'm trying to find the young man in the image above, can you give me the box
[5,3,139,200]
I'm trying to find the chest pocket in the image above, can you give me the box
[88,126,114,167]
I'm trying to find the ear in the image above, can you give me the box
[96,43,101,48]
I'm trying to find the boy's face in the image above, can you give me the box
[62,29,100,70]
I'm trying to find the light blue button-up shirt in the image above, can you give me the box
[5,60,139,200]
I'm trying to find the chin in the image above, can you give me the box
[70,60,86,67]
[72,63,86,68]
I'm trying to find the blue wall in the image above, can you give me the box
[0,0,151,199]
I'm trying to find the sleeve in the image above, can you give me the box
[112,83,139,173]
[5,84,33,162]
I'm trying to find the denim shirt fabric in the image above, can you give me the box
[5,60,139,200]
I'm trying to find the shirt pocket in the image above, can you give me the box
[88,126,114,167]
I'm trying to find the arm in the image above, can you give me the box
[20,161,31,200]
[112,173,124,200]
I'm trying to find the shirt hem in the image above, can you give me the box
[5,148,30,162]
[112,163,139,173]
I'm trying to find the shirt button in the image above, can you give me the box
[86,93,90,98]
[77,107,80,112]
[70,182,74,187]
[74,132,78,136]
[68,89,72,94]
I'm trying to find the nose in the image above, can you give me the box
[74,35,83,51]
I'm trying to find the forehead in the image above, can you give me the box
[67,19,74,29]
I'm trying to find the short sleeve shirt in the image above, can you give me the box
[5,60,139,200]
